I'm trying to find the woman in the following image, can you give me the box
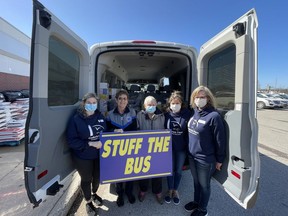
[164,91,192,205]
[137,95,165,205]
[66,93,106,214]
[106,89,137,207]
[184,86,226,216]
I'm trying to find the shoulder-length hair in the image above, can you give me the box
[190,85,216,108]
[78,92,98,116]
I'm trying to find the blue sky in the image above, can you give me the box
[1,0,287,89]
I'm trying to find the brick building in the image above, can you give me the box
[0,17,30,91]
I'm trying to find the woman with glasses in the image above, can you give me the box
[106,89,138,207]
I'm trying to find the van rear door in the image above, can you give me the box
[24,0,89,206]
[197,9,260,208]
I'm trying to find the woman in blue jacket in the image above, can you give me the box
[164,91,192,205]
[66,92,106,214]
[185,86,226,216]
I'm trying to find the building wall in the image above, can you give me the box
[0,17,30,91]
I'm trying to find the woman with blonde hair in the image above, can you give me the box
[184,86,226,216]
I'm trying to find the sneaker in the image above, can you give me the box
[86,202,98,214]
[138,191,146,202]
[164,190,173,204]
[92,193,103,205]
[116,195,124,207]
[127,193,136,204]
[155,193,163,205]
[184,201,199,212]
[190,208,208,216]
[172,190,180,205]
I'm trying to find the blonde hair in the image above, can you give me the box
[190,86,216,108]
[78,92,98,116]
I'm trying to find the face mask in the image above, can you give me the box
[85,104,97,112]
[170,104,181,113]
[194,98,207,108]
[146,106,156,113]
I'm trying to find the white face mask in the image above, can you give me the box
[170,104,181,113]
[194,98,207,108]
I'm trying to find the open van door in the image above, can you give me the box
[24,0,90,206]
[197,9,260,209]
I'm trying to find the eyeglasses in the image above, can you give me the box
[118,97,127,101]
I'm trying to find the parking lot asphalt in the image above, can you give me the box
[0,108,287,216]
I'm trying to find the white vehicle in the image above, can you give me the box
[266,93,288,108]
[24,0,260,210]
[257,93,281,109]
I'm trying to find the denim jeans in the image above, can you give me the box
[167,150,187,190]
[188,155,215,211]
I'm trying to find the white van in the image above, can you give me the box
[24,0,260,209]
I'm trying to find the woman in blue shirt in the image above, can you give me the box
[185,86,226,216]
[66,92,106,214]
[164,91,192,205]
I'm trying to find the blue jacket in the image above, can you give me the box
[188,107,226,163]
[106,106,138,131]
[66,109,106,160]
[164,108,192,151]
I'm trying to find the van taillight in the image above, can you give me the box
[132,40,156,44]
[38,170,48,179]
[231,170,241,179]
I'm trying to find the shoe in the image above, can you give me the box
[190,208,208,216]
[86,202,98,214]
[92,193,103,205]
[138,191,146,202]
[127,193,136,204]
[164,190,173,204]
[184,201,199,212]
[156,193,163,205]
[172,190,180,205]
[116,195,124,207]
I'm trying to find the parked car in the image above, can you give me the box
[256,93,281,109]
[20,89,29,98]
[266,93,288,108]
[1,90,23,102]
[0,93,5,102]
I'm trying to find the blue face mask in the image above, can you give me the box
[85,104,97,112]
[146,106,156,113]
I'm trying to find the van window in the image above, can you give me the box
[48,36,80,106]
[207,45,236,110]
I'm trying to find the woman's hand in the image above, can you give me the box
[88,141,102,149]
[114,129,124,133]
[216,162,222,171]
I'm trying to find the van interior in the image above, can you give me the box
[96,50,192,114]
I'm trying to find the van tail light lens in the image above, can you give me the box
[231,170,241,179]
[38,170,48,179]
[132,40,156,44]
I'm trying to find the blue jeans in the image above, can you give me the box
[167,150,187,190]
[188,156,215,211]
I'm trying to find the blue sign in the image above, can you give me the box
[100,130,172,184]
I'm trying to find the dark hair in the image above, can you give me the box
[115,89,129,99]
[165,91,184,112]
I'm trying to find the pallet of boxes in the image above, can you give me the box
[0,98,29,146]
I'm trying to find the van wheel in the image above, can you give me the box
[257,102,265,109]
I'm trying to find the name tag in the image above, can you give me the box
[198,119,206,124]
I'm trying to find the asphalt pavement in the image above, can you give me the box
[0,108,287,216]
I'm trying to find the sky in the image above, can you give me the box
[1,0,287,89]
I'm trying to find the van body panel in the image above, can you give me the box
[197,9,259,208]
[25,0,259,209]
